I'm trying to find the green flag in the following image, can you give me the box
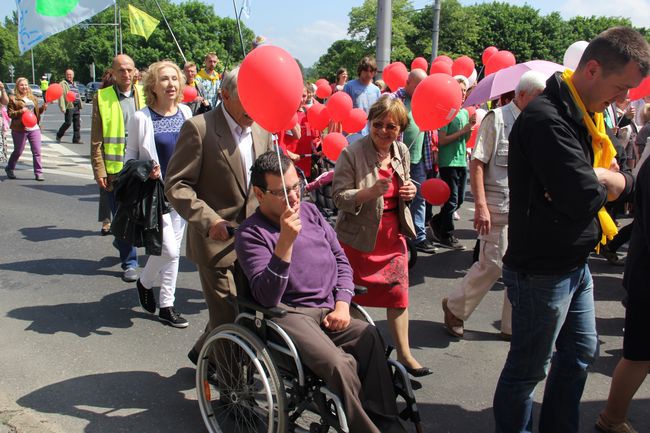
[128,4,159,40]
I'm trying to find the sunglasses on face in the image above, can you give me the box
[371,121,399,132]
[263,181,304,198]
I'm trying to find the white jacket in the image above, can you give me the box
[125,105,192,181]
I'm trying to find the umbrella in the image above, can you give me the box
[464,60,564,107]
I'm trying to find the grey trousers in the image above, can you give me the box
[272,305,407,433]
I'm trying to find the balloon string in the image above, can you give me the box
[406,130,424,150]
[273,136,290,208]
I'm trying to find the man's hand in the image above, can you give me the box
[274,207,301,262]
[399,180,416,201]
[96,177,108,190]
[208,220,232,241]
[322,301,351,331]
[473,203,491,235]
[149,163,161,180]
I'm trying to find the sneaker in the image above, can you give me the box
[159,307,189,328]
[55,136,61,143]
[439,235,466,250]
[415,239,438,254]
[442,297,464,337]
[453,211,460,220]
[122,267,138,282]
[596,413,637,433]
[136,279,156,313]
[4,167,16,179]
[35,174,44,181]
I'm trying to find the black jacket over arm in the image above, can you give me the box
[503,72,634,275]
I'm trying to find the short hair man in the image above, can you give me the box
[56,68,83,144]
[343,56,381,135]
[182,61,210,116]
[441,71,546,340]
[493,27,650,433]
[164,66,273,364]
[235,151,407,433]
[90,54,145,282]
[195,52,221,108]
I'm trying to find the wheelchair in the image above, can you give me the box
[195,262,423,433]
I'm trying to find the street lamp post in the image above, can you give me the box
[9,64,15,83]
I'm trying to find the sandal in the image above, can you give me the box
[100,224,111,236]
[596,413,637,433]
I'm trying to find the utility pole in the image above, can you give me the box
[30,50,35,84]
[376,0,392,78]
[431,0,441,63]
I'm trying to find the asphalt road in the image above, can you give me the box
[0,107,648,433]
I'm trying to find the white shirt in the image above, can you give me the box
[222,105,253,187]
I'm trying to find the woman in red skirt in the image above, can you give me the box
[333,96,431,377]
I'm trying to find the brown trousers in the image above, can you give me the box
[192,264,238,354]
[273,305,408,433]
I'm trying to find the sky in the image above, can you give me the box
[5,0,650,67]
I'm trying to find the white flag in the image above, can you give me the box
[241,0,251,19]
[16,0,115,54]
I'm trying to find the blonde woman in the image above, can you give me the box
[5,77,47,180]
[125,61,192,328]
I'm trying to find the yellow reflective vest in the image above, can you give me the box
[97,85,145,174]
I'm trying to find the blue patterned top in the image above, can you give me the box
[151,108,185,178]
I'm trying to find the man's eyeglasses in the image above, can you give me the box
[263,181,304,198]
[371,121,399,132]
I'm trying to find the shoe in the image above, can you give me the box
[601,247,625,266]
[35,174,44,181]
[159,307,189,328]
[596,413,637,433]
[499,332,512,341]
[404,365,433,377]
[122,267,138,282]
[438,235,466,250]
[73,140,84,144]
[442,297,464,337]
[453,211,460,220]
[4,167,16,179]
[188,348,199,365]
[414,239,438,254]
[136,279,156,313]
[55,136,61,143]
[100,226,111,236]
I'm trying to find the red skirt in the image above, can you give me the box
[341,211,409,308]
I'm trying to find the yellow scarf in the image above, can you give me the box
[561,69,618,249]
[197,68,220,82]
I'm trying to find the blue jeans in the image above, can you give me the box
[432,166,467,238]
[107,188,138,270]
[493,264,598,433]
[409,161,427,243]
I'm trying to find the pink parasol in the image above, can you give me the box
[463,60,564,107]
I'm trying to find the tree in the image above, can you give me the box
[311,39,367,83]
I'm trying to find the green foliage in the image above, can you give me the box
[311,39,368,82]
[0,0,255,84]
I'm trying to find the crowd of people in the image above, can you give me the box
[2,25,650,433]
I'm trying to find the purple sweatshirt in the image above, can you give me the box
[235,202,355,309]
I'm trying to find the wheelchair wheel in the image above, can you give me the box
[196,324,287,433]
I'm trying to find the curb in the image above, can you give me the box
[0,394,64,433]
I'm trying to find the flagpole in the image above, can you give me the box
[114,1,118,56]
[118,2,123,54]
[153,0,186,63]
[232,0,246,58]
[31,50,35,84]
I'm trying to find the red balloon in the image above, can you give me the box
[315,78,332,99]
[434,55,453,65]
[45,83,63,103]
[182,86,198,103]
[465,106,477,118]
[482,46,499,65]
[238,45,304,132]
[629,76,650,100]
[341,108,367,134]
[452,56,475,78]
[411,73,463,131]
[411,57,428,72]
[307,103,330,131]
[322,132,347,161]
[284,112,299,130]
[429,61,452,76]
[21,111,37,128]
[421,178,451,205]
[326,91,352,122]
[65,91,76,102]
[485,50,516,76]
[383,62,408,91]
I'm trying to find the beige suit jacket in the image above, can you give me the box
[164,105,273,268]
[332,135,416,253]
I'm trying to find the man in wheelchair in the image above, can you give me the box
[234,151,408,433]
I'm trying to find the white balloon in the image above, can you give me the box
[563,41,589,71]
[468,68,478,87]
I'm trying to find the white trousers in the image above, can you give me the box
[139,209,186,308]
[447,211,512,334]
